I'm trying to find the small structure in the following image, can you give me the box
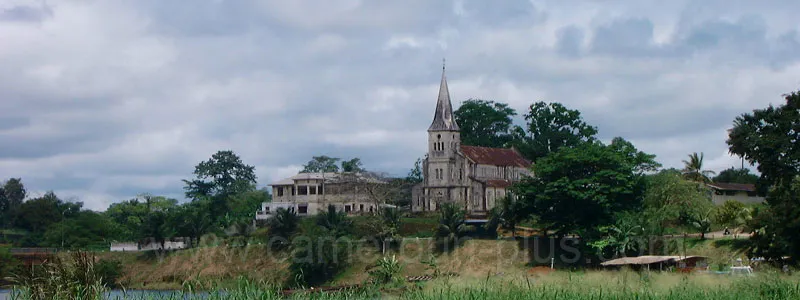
[706,183,765,205]
[600,255,709,272]
[110,242,139,252]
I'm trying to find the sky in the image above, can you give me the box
[2,0,799,211]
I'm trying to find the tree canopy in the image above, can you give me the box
[514,139,653,237]
[453,99,517,148]
[183,150,257,224]
[713,167,759,184]
[511,101,598,162]
[727,90,800,260]
[301,156,341,173]
[681,152,716,183]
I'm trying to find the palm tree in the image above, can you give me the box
[691,209,714,240]
[316,205,352,237]
[268,208,299,249]
[682,152,716,183]
[379,207,402,254]
[436,203,472,252]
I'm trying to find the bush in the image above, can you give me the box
[288,223,353,287]
[0,246,20,282]
[95,259,123,288]
[368,255,403,285]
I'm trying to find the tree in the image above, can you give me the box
[589,212,644,258]
[15,191,81,234]
[435,203,472,252]
[608,137,661,173]
[682,152,716,183]
[727,91,800,260]
[171,200,212,247]
[641,170,713,236]
[487,193,527,237]
[341,158,365,172]
[183,150,257,224]
[43,211,124,249]
[713,167,759,184]
[267,208,299,249]
[301,156,340,173]
[406,158,424,184]
[1,178,27,228]
[315,205,353,237]
[511,101,598,162]
[514,141,650,237]
[715,200,752,235]
[453,99,517,148]
[691,209,714,240]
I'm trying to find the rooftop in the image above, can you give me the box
[460,145,531,168]
[707,182,756,192]
[269,172,387,186]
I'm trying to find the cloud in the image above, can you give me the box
[2,0,799,210]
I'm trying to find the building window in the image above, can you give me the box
[298,186,308,195]
[298,205,308,214]
[291,186,296,195]
[309,186,317,195]
[277,188,284,197]
[345,205,351,213]
[360,204,364,211]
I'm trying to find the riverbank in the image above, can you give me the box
[97,235,752,290]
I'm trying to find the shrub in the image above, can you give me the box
[368,255,403,285]
[95,259,123,289]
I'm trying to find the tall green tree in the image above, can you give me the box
[641,170,712,236]
[511,101,598,161]
[713,167,759,184]
[435,203,472,252]
[267,208,298,249]
[1,178,26,228]
[514,140,652,237]
[43,211,124,249]
[184,150,257,224]
[681,152,716,183]
[453,99,517,148]
[727,91,800,260]
[301,156,341,173]
[341,158,365,172]
[406,158,424,184]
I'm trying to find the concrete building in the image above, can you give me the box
[411,65,533,214]
[256,172,387,219]
[707,183,765,205]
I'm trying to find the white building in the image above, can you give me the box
[707,183,765,205]
[256,172,387,219]
[411,65,533,214]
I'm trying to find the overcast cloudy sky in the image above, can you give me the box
[2,0,799,210]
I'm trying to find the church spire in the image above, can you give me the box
[428,60,460,132]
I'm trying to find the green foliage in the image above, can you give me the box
[0,245,20,280]
[486,194,526,237]
[435,203,472,252]
[589,211,644,258]
[691,209,714,239]
[267,208,299,249]
[300,155,341,173]
[713,167,759,184]
[183,150,257,225]
[515,141,649,237]
[511,101,598,161]
[316,205,353,237]
[341,158,365,172]
[0,178,26,228]
[641,170,713,235]
[368,255,403,285]
[406,158,424,184]
[727,91,800,261]
[714,200,751,230]
[289,222,352,287]
[14,191,81,234]
[10,251,107,300]
[453,99,517,148]
[94,259,123,289]
[42,211,124,249]
[682,152,716,183]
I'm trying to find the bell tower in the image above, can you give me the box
[425,61,461,206]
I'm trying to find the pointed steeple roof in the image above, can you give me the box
[428,61,460,132]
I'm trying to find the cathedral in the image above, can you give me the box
[411,66,533,214]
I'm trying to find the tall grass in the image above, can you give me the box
[10,252,106,300]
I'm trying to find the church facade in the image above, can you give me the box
[411,67,533,214]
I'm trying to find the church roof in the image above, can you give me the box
[428,64,460,132]
[460,145,531,168]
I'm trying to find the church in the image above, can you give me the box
[411,66,533,214]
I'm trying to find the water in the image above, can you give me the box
[0,289,210,299]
